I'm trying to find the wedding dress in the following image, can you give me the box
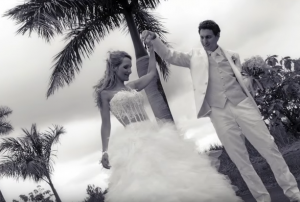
[104,89,243,202]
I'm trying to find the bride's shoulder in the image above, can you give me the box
[100,90,114,102]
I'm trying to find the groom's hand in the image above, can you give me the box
[141,30,156,45]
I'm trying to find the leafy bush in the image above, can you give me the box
[82,185,107,202]
[13,185,54,202]
[242,55,300,146]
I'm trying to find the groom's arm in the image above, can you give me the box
[150,35,192,68]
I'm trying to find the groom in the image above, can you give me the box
[141,20,300,202]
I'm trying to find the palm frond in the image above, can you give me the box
[3,0,102,42]
[0,156,20,179]
[130,0,165,10]
[155,52,170,81]
[0,106,13,119]
[130,9,170,80]
[0,121,13,135]
[21,157,47,181]
[4,1,63,42]
[0,155,46,182]
[46,13,123,97]
[0,106,14,135]
[0,137,27,154]
[43,125,66,162]
[129,9,168,41]
[22,124,44,156]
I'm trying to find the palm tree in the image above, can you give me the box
[0,190,6,202]
[0,106,13,202]
[4,0,174,122]
[0,124,65,202]
[0,106,13,135]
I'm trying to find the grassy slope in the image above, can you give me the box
[209,140,300,196]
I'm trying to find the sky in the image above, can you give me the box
[1,0,300,201]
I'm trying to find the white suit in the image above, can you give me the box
[151,37,300,202]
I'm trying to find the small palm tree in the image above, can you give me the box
[0,106,13,135]
[4,0,174,122]
[0,124,65,202]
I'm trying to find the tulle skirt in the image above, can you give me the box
[105,121,243,202]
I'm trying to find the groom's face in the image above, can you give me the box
[199,29,219,51]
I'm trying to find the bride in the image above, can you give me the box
[94,45,243,202]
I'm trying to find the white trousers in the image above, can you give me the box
[209,97,299,202]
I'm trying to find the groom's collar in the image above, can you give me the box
[206,46,222,57]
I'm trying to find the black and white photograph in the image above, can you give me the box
[1,0,300,202]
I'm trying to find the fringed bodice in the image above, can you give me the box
[110,90,149,126]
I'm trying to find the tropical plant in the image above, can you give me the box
[241,55,267,96]
[241,55,300,146]
[4,0,174,122]
[82,185,107,202]
[0,106,13,135]
[14,185,54,202]
[0,124,65,202]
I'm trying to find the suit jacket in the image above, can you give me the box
[152,37,259,118]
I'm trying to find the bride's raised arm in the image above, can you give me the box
[126,46,157,91]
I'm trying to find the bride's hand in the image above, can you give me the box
[101,153,111,169]
[147,44,154,53]
[141,30,156,46]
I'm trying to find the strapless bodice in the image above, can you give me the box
[110,90,149,126]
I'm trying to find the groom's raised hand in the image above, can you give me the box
[141,30,156,45]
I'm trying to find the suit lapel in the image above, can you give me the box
[221,48,247,92]
[221,47,244,83]
[190,48,210,117]
[220,48,237,72]
[220,47,259,111]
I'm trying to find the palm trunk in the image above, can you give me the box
[45,174,62,202]
[137,56,174,122]
[122,8,174,122]
[0,190,6,202]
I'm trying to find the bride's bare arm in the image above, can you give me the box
[100,91,111,152]
[127,46,157,91]
[99,91,111,169]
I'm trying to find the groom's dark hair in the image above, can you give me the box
[198,20,221,36]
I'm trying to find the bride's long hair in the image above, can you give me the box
[93,51,132,108]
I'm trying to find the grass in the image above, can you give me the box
[208,140,300,196]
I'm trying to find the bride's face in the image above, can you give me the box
[116,57,132,81]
